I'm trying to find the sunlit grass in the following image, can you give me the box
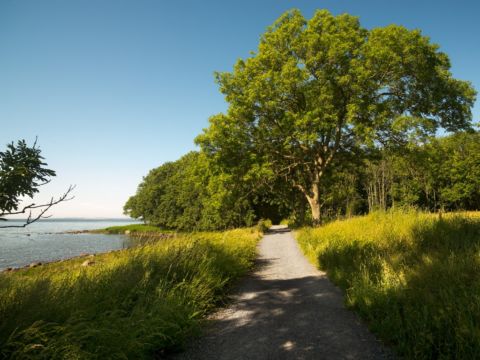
[0,228,260,359]
[296,210,480,359]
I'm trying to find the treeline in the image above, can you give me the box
[124,152,298,230]
[124,131,480,230]
[125,152,257,230]
[322,131,480,218]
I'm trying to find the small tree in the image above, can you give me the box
[196,9,476,224]
[0,139,74,228]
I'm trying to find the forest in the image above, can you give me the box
[125,130,480,230]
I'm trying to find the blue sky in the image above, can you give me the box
[1,0,478,218]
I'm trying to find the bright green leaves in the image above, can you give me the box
[123,152,269,230]
[434,133,480,208]
[0,140,56,214]
[121,8,479,228]
[362,131,480,212]
[362,25,476,132]
[198,9,476,222]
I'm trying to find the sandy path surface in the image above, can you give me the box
[174,225,392,359]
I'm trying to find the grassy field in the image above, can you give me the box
[0,228,261,359]
[296,211,480,359]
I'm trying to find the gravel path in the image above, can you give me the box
[174,225,392,360]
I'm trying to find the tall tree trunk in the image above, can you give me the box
[305,182,322,225]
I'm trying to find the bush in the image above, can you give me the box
[257,218,272,232]
[296,211,480,359]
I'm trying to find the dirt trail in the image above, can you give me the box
[175,225,392,359]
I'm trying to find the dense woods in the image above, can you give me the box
[124,9,477,230]
[124,131,480,230]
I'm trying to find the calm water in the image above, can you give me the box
[0,219,140,270]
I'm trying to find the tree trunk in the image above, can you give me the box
[305,182,322,226]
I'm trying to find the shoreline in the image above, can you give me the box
[1,249,120,273]
[1,229,173,273]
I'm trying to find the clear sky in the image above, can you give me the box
[1,0,478,218]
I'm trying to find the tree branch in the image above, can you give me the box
[0,185,76,228]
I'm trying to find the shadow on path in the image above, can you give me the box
[265,227,291,234]
[173,229,392,360]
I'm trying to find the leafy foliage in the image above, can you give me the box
[361,131,480,213]
[124,152,257,230]
[434,132,480,209]
[125,10,478,229]
[196,9,476,222]
[0,140,55,214]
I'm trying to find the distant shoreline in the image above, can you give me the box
[4,218,136,222]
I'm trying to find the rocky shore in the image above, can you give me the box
[1,232,174,273]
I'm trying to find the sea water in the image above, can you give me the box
[0,219,139,270]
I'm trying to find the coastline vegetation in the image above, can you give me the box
[0,228,260,359]
[296,210,480,358]
[93,223,173,234]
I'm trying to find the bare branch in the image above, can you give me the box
[293,182,307,194]
[0,185,76,228]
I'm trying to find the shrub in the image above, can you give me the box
[257,219,272,232]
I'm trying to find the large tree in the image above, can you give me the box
[196,9,476,223]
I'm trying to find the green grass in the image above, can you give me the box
[296,210,480,359]
[93,223,172,234]
[0,228,261,359]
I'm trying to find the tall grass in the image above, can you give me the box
[296,211,480,359]
[0,229,260,359]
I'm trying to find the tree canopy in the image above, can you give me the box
[124,152,252,230]
[124,151,300,230]
[196,9,476,223]
[125,9,478,229]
